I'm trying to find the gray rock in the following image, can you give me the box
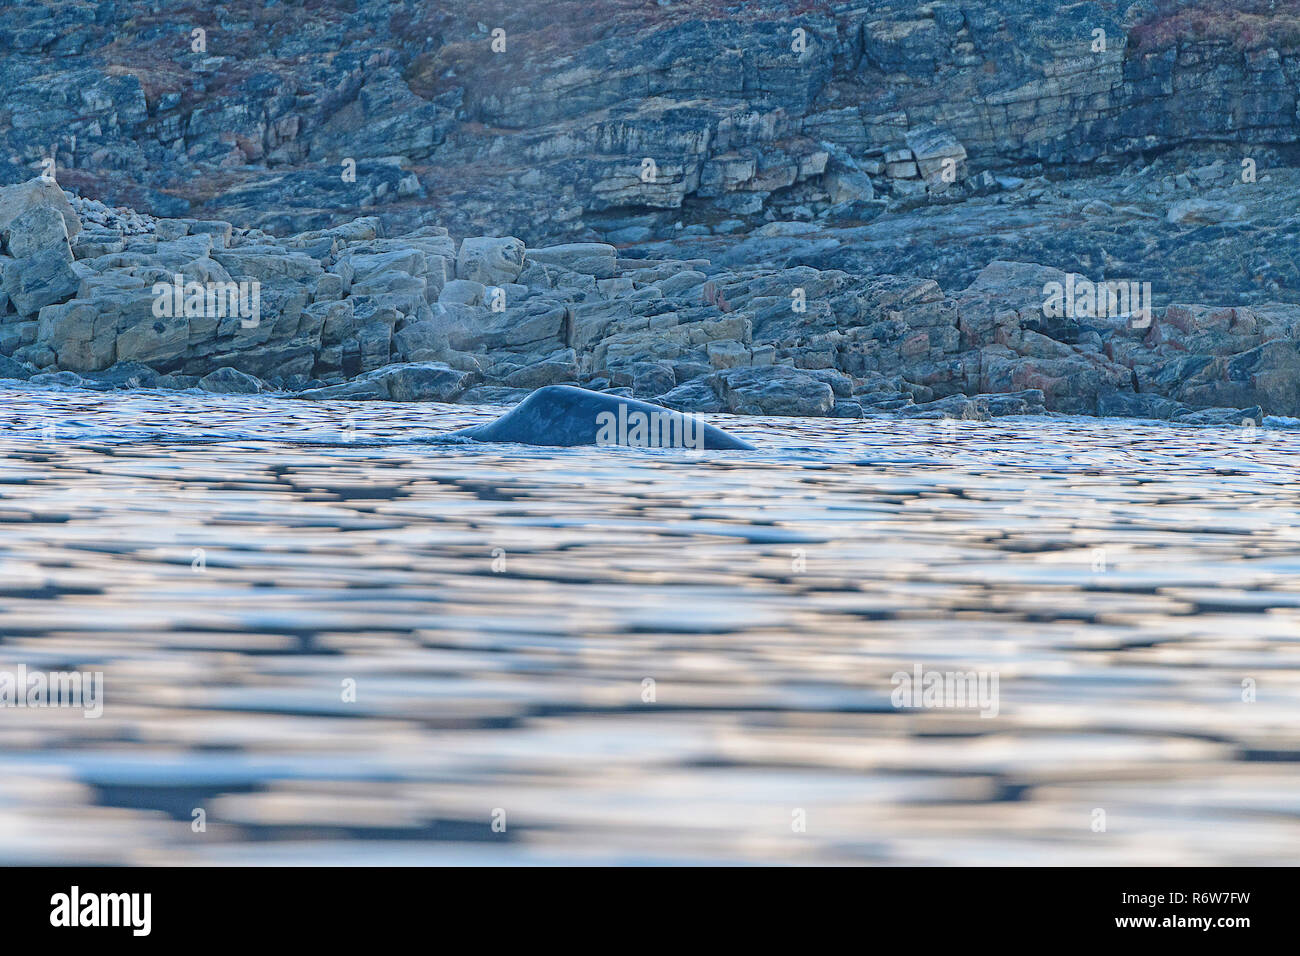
[1166,199,1247,225]
[439,279,486,306]
[0,179,81,244]
[1174,405,1263,427]
[3,249,80,317]
[3,205,71,259]
[28,370,89,388]
[527,243,618,278]
[711,365,835,417]
[153,219,189,241]
[500,350,579,389]
[899,390,1047,419]
[457,237,525,286]
[295,378,389,401]
[82,361,168,389]
[824,168,875,204]
[199,367,266,394]
[0,354,33,380]
[71,231,125,259]
[904,125,967,183]
[297,361,473,403]
[1096,392,1187,420]
[656,376,725,413]
[381,361,476,402]
[629,361,676,397]
[459,385,532,405]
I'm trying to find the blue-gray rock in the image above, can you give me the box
[296,361,474,402]
[656,376,726,413]
[2,247,79,316]
[0,354,33,380]
[199,367,266,394]
[1174,406,1263,427]
[710,366,835,417]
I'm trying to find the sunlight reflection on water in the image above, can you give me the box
[1,383,1298,864]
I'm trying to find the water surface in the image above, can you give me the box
[1,384,1298,865]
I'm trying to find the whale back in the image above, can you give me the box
[450,385,754,450]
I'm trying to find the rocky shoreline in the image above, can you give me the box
[6,1,1300,425]
[0,173,1293,427]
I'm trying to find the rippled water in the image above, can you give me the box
[1,382,1298,865]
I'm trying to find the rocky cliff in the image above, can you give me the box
[3,0,1300,421]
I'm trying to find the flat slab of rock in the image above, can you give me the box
[527,243,617,278]
[296,361,474,402]
[899,390,1047,419]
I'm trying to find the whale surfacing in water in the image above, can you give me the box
[450,385,754,450]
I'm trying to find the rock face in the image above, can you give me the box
[4,0,1300,271]
[2,3,1300,422]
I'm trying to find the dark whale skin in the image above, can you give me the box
[449,385,754,450]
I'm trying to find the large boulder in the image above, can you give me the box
[710,365,835,416]
[2,204,71,259]
[0,186,81,318]
[498,349,580,388]
[439,279,485,306]
[899,389,1047,418]
[382,361,475,402]
[628,361,675,397]
[526,243,617,278]
[0,354,33,380]
[1175,340,1300,416]
[1174,405,1263,426]
[1097,392,1187,420]
[979,347,1130,415]
[456,237,525,286]
[82,361,172,389]
[3,249,80,317]
[296,361,474,402]
[904,125,967,184]
[36,300,116,371]
[448,300,566,353]
[0,178,82,246]
[656,376,726,413]
[1166,198,1247,225]
[824,167,875,204]
[199,367,266,394]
